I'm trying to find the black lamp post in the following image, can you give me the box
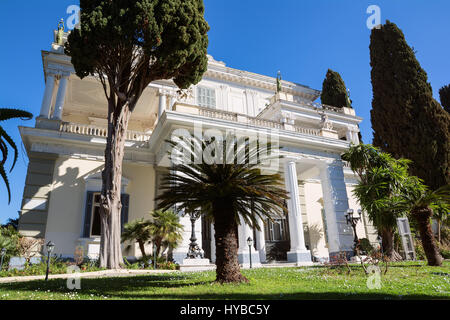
[345,209,361,255]
[247,237,253,269]
[45,241,55,281]
[186,210,203,259]
[0,248,6,271]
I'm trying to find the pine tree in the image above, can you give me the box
[65,0,209,269]
[370,21,450,190]
[320,69,352,108]
[439,84,450,113]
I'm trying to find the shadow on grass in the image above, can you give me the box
[0,273,445,300]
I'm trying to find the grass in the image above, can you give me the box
[0,261,448,300]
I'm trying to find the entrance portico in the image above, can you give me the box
[233,154,355,265]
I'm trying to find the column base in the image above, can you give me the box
[287,250,312,264]
[238,251,262,268]
[179,258,216,272]
[172,251,189,265]
[35,117,62,130]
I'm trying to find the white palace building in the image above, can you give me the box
[17,29,378,266]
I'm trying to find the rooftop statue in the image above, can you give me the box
[276,71,282,93]
[56,19,65,46]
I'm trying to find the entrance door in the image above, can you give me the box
[264,217,290,262]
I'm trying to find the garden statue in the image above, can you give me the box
[320,112,334,130]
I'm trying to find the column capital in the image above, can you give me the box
[158,88,170,96]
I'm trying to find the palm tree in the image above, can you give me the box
[121,219,152,259]
[342,144,409,261]
[393,184,450,266]
[0,108,32,203]
[148,210,183,258]
[156,135,288,283]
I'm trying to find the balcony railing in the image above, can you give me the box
[174,103,322,137]
[59,122,152,142]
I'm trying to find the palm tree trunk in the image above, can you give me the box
[214,205,248,283]
[381,228,403,261]
[99,101,132,269]
[412,208,443,266]
[137,240,147,259]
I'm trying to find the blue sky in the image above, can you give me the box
[0,0,449,223]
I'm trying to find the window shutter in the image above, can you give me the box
[121,194,130,234]
[83,192,94,238]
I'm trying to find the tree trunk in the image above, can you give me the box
[137,240,147,259]
[381,228,403,261]
[412,208,443,266]
[99,101,132,269]
[213,205,248,283]
[437,220,441,243]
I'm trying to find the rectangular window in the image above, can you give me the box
[83,192,129,238]
[265,219,289,242]
[90,193,102,237]
[197,86,216,108]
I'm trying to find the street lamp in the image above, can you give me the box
[45,241,55,281]
[186,210,203,259]
[0,248,6,271]
[345,209,361,255]
[247,237,253,269]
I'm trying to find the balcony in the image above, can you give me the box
[59,122,152,142]
[172,102,330,138]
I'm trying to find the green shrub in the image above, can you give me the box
[414,239,426,260]
[358,238,374,254]
[0,226,20,269]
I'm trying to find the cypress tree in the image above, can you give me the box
[370,21,450,190]
[439,84,450,113]
[320,69,352,108]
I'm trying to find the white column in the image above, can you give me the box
[284,160,311,263]
[169,94,177,111]
[52,74,69,120]
[39,73,56,118]
[256,218,266,263]
[158,91,167,119]
[319,161,354,260]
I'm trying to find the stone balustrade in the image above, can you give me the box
[173,103,323,137]
[59,122,152,142]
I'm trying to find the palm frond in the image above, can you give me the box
[0,109,33,122]
[0,164,11,203]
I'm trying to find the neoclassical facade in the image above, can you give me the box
[18,30,378,266]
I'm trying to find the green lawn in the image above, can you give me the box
[0,261,449,300]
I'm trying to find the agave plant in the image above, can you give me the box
[156,134,288,283]
[0,108,33,203]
